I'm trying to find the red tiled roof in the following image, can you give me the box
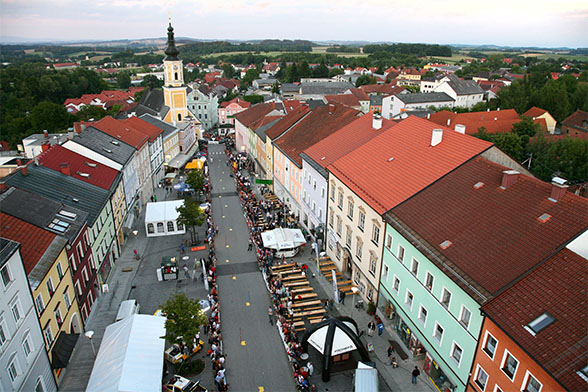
[124,116,163,143]
[562,110,588,131]
[234,103,278,128]
[0,212,57,274]
[282,99,304,113]
[304,113,397,168]
[390,156,588,296]
[220,97,251,109]
[264,106,311,140]
[36,145,119,190]
[324,94,361,108]
[329,116,493,214]
[482,247,587,391]
[92,116,149,149]
[523,106,548,118]
[360,84,405,95]
[348,88,369,101]
[428,109,520,135]
[273,104,360,167]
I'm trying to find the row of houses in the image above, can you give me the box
[234,102,587,392]
[0,114,198,390]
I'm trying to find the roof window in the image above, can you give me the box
[474,182,484,189]
[524,312,556,336]
[440,240,452,250]
[58,210,77,220]
[387,157,394,162]
[111,140,120,145]
[577,365,588,382]
[102,148,112,153]
[85,162,97,168]
[537,213,551,223]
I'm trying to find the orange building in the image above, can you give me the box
[467,246,587,392]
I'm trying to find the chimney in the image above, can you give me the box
[446,118,451,126]
[431,129,443,147]
[454,124,466,134]
[487,108,490,112]
[0,182,6,192]
[43,130,49,138]
[427,113,430,119]
[68,131,75,140]
[500,170,520,189]
[497,108,500,111]
[20,165,28,176]
[549,177,568,202]
[372,114,382,130]
[60,163,71,176]
[41,143,50,152]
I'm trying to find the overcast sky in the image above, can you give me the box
[1,0,587,47]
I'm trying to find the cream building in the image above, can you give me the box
[162,23,189,124]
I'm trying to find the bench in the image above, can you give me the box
[271,263,297,271]
[292,300,322,309]
[290,287,314,294]
[292,293,318,301]
[292,309,326,318]
[283,281,311,288]
[281,274,307,282]
[277,269,302,277]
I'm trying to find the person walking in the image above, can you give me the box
[248,239,253,251]
[340,290,346,305]
[268,306,274,325]
[367,321,376,337]
[412,366,421,384]
[387,343,395,358]
[307,361,314,377]
[183,265,190,279]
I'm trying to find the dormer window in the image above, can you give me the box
[525,312,556,336]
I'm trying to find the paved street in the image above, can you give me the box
[208,144,297,392]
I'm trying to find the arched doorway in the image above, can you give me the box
[69,313,81,334]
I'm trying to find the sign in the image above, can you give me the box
[102,284,109,293]
[332,269,339,304]
[201,259,209,291]
[255,179,273,184]
[191,246,206,251]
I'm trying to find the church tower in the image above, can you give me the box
[162,22,189,123]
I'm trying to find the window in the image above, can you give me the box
[501,351,519,380]
[460,306,472,329]
[82,267,89,284]
[405,290,413,310]
[475,366,488,391]
[318,209,322,219]
[76,242,84,260]
[313,180,317,190]
[46,278,54,296]
[441,288,452,308]
[356,241,362,260]
[167,221,175,232]
[35,377,47,392]
[321,187,325,198]
[522,371,542,392]
[329,209,334,228]
[398,246,405,261]
[8,357,19,383]
[385,234,392,249]
[0,319,8,348]
[55,308,63,327]
[157,222,164,233]
[177,222,184,231]
[382,264,389,281]
[69,254,77,272]
[372,225,380,244]
[411,258,419,275]
[358,211,365,230]
[35,294,45,315]
[75,281,82,296]
[11,298,22,323]
[336,217,342,236]
[346,229,352,247]
[483,332,498,359]
[525,313,556,336]
[425,272,434,290]
[433,323,444,345]
[23,333,33,358]
[56,262,64,280]
[64,291,71,309]
[338,192,343,209]
[44,325,54,346]
[392,276,400,294]
[577,365,588,382]
[450,342,463,366]
[369,257,376,276]
[330,186,335,201]
[418,305,428,325]
[1,263,12,288]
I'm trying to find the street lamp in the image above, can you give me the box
[85,330,96,357]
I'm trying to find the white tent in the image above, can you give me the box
[307,321,358,356]
[86,314,166,392]
[144,200,186,237]
[261,228,306,251]
[354,362,379,392]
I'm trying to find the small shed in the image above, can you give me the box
[144,200,186,237]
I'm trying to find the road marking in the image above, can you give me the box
[226,244,230,248]
[229,228,233,231]
[222,187,225,190]
[232,276,236,280]
[222,215,225,218]
[241,340,247,346]
[219,195,222,198]
[245,302,250,306]
[219,179,222,182]
[226,259,229,263]
[258,388,264,392]
[224,205,228,207]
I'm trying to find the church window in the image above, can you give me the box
[178,113,182,121]
[174,72,178,80]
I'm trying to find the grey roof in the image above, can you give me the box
[72,127,135,166]
[22,133,70,148]
[254,78,278,86]
[0,238,19,269]
[134,88,170,118]
[29,235,68,290]
[281,83,300,93]
[139,114,179,139]
[300,81,354,96]
[300,153,328,179]
[369,95,384,105]
[396,92,454,104]
[253,118,281,142]
[0,187,88,243]
[446,74,484,95]
[305,100,326,110]
[3,165,110,226]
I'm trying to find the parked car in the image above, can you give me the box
[166,375,207,392]
[164,339,205,364]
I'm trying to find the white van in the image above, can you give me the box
[116,299,140,322]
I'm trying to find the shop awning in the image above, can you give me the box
[167,154,191,169]
[51,332,80,369]
[185,159,203,170]
[164,173,177,180]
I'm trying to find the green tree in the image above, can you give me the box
[160,293,206,351]
[75,105,109,121]
[496,80,529,114]
[222,63,235,78]
[30,101,75,132]
[536,80,571,122]
[141,74,163,89]
[355,74,376,87]
[185,169,205,201]
[512,116,540,138]
[299,61,311,78]
[328,68,344,78]
[285,62,299,83]
[242,68,260,85]
[116,71,131,89]
[312,60,329,78]
[176,197,206,245]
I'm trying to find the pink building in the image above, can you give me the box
[219,97,251,125]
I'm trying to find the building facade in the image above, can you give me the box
[162,23,189,124]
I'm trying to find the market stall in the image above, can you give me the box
[261,228,306,258]
[144,200,186,237]
[158,256,179,281]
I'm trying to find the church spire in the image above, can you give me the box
[164,22,180,61]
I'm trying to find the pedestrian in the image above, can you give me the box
[268,306,274,325]
[307,361,314,377]
[412,366,420,384]
[248,238,253,251]
[387,343,395,357]
[391,357,398,368]
[154,195,157,202]
[328,298,334,311]
[367,321,376,337]
[150,195,154,202]
[183,265,190,279]
[340,290,346,305]
[180,244,185,253]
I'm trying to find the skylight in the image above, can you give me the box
[537,213,551,223]
[58,210,77,220]
[474,182,484,189]
[112,140,120,145]
[85,162,97,168]
[525,312,556,336]
[102,148,112,153]
[577,365,588,382]
[440,240,452,249]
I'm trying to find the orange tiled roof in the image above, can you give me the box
[428,109,520,135]
[124,116,163,143]
[92,116,149,149]
[523,106,548,118]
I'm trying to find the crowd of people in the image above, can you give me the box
[227,147,317,392]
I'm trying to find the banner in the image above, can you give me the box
[202,259,209,291]
[332,269,339,304]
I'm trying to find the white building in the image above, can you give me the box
[382,93,455,119]
[433,74,484,108]
[144,200,186,237]
[187,85,219,130]
[0,239,57,392]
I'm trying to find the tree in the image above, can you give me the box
[312,60,329,78]
[271,81,281,94]
[493,132,525,161]
[160,293,206,351]
[222,63,235,79]
[496,80,529,114]
[75,105,109,121]
[242,68,260,85]
[141,74,163,89]
[355,75,376,87]
[328,68,344,78]
[536,80,571,122]
[285,62,299,83]
[185,169,205,201]
[30,101,75,132]
[117,71,131,89]
[176,197,205,245]
[299,61,311,78]
[512,116,540,138]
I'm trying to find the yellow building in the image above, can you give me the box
[162,23,189,124]
[111,176,127,254]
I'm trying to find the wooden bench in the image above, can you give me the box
[271,263,296,271]
[292,309,326,318]
[292,293,318,301]
[281,274,307,282]
[277,269,302,277]
[336,280,353,288]
[283,281,311,288]
[291,287,314,294]
[292,300,322,309]
[325,272,344,281]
